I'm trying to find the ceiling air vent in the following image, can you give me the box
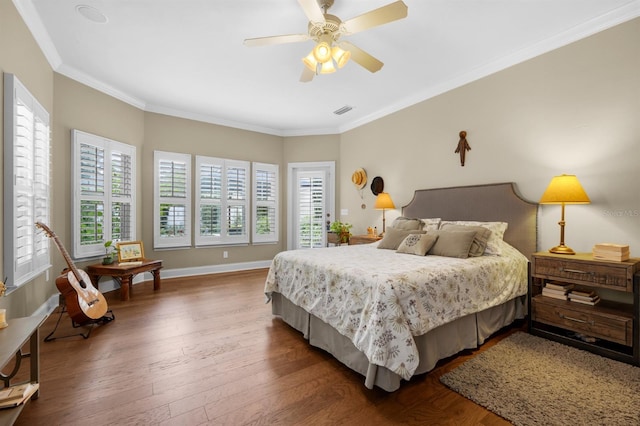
[333,105,353,115]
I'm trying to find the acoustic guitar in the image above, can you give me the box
[35,222,108,324]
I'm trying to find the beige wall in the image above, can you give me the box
[0,0,55,317]
[52,74,145,272]
[2,0,638,319]
[142,112,285,269]
[283,134,341,244]
[340,18,640,256]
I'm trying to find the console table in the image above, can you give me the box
[0,314,46,426]
[87,259,163,301]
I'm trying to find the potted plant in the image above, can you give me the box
[102,240,118,264]
[330,221,352,244]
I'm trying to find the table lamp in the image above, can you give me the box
[374,192,395,235]
[539,174,590,255]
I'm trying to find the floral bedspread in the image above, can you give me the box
[264,241,528,380]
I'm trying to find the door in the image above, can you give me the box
[288,162,335,250]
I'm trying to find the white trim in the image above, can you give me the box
[3,73,51,289]
[32,294,60,318]
[195,156,250,246]
[154,150,192,249]
[159,260,272,280]
[252,162,279,244]
[101,260,272,289]
[71,130,137,259]
[13,0,640,137]
[287,161,335,250]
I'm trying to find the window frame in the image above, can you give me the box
[252,162,279,244]
[154,150,192,249]
[3,73,51,289]
[195,155,250,246]
[71,130,137,259]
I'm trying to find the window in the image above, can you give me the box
[195,156,249,246]
[287,162,335,250]
[72,130,136,259]
[3,73,51,288]
[252,162,278,243]
[154,151,191,248]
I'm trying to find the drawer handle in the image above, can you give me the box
[559,267,595,276]
[558,313,594,325]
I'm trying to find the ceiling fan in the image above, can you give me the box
[243,0,408,82]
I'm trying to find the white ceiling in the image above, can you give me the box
[15,0,640,136]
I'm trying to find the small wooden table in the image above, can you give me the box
[87,259,163,301]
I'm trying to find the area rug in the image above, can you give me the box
[440,332,640,425]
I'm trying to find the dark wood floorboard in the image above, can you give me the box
[10,269,520,425]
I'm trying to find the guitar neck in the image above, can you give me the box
[51,234,82,281]
[36,222,83,283]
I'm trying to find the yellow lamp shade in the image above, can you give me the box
[539,174,590,255]
[374,192,395,210]
[539,174,590,204]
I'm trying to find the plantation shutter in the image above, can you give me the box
[296,171,326,249]
[72,130,136,259]
[3,73,51,288]
[252,162,278,243]
[195,156,249,246]
[154,151,192,248]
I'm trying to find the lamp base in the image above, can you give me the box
[548,245,576,255]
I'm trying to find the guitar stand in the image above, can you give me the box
[44,303,115,342]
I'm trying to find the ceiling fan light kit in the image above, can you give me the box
[245,0,408,82]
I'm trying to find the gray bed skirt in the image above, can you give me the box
[271,292,526,392]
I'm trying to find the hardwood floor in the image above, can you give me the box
[13,269,520,425]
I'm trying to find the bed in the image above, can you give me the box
[265,182,538,391]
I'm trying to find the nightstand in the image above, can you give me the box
[529,252,640,365]
[348,234,382,245]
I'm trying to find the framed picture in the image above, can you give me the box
[117,241,144,262]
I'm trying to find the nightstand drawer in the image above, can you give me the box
[532,254,637,291]
[532,296,632,346]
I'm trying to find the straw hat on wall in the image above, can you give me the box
[351,168,367,189]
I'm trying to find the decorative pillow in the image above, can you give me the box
[420,218,442,232]
[439,221,508,255]
[377,228,426,250]
[397,233,439,256]
[391,216,424,231]
[440,224,491,257]
[427,230,477,258]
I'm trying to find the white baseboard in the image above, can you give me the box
[32,260,273,317]
[33,293,61,317]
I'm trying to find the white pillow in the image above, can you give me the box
[420,218,441,232]
[438,221,508,255]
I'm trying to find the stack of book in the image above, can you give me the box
[593,243,630,262]
[541,281,574,300]
[568,289,600,305]
[0,382,39,409]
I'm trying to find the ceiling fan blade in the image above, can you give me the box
[339,41,383,73]
[300,66,315,83]
[342,1,408,34]
[297,0,325,24]
[244,34,309,47]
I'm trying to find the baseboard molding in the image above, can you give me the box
[161,260,272,279]
[33,293,61,317]
[85,260,272,292]
[32,260,272,319]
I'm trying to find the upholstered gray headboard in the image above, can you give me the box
[402,182,538,258]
